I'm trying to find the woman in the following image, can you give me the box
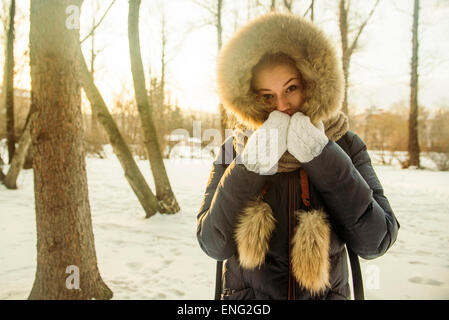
[196,13,399,300]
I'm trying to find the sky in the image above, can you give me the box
[1,0,449,115]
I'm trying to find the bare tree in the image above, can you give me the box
[78,41,162,218]
[0,1,32,171]
[80,0,116,150]
[160,13,167,113]
[303,0,315,20]
[428,107,449,171]
[2,110,33,189]
[28,0,112,299]
[283,0,293,11]
[3,0,15,163]
[78,1,163,218]
[338,0,380,115]
[128,0,180,214]
[192,0,229,140]
[407,0,421,168]
[80,0,116,44]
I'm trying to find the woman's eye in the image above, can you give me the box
[286,85,297,94]
[262,94,274,103]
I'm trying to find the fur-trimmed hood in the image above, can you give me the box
[217,13,344,130]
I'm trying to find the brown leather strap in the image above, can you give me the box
[260,182,270,198]
[299,168,311,207]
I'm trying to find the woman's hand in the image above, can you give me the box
[287,112,328,163]
[241,110,290,175]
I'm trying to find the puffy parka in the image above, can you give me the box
[197,132,399,299]
[196,13,400,300]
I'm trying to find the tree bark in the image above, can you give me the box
[128,0,180,214]
[3,110,34,189]
[4,0,15,164]
[408,0,420,167]
[78,43,161,218]
[28,0,112,299]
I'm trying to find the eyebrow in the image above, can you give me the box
[283,77,298,86]
[257,77,299,92]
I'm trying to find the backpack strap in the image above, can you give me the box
[214,261,223,300]
[347,247,364,300]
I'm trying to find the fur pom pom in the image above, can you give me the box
[235,199,276,269]
[291,209,331,296]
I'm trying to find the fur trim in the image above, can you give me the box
[234,199,332,296]
[291,210,331,296]
[235,199,276,269]
[217,13,344,130]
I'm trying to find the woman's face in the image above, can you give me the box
[252,63,304,116]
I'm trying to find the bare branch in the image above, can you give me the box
[80,0,116,44]
[283,0,293,12]
[349,0,380,55]
[191,0,216,16]
[304,4,311,17]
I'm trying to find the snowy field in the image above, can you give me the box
[1,145,448,300]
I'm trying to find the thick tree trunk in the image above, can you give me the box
[28,0,112,300]
[128,0,180,214]
[78,45,161,218]
[3,111,34,189]
[408,0,420,168]
[4,0,15,164]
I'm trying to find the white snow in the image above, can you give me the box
[0,145,448,300]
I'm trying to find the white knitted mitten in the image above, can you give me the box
[287,112,329,163]
[241,110,290,175]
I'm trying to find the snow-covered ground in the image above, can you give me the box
[0,145,448,300]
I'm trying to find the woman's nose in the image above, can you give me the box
[276,95,291,113]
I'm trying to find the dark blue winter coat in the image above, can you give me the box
[197,132,400,299]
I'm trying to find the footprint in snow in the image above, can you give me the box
[172,289,185,297]
[408,276,444,287]
[408,261,427,265]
